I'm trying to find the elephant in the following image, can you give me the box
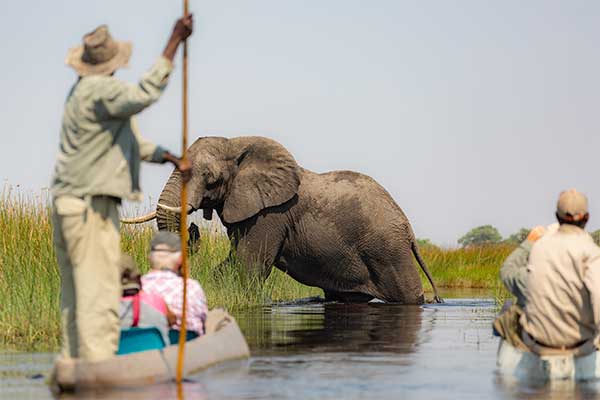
[123,136,441,304]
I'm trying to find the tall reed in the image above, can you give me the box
[419,244,514,288]
[0,188,61,351]
[0,191,320,350]
[0,191,511,351]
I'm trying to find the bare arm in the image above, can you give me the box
[163,152,192,182]
[163,14,194,62]
[159,14,193,180]
[98,16,194,120]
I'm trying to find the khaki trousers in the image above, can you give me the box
[52,195,121,361]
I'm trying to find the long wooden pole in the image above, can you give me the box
[176,0,190,384]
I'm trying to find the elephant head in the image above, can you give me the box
[125,136,301,231]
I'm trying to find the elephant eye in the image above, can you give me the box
[205,178,222,190]
[202,169,215,182]
[203,169,222,189]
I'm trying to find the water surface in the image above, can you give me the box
[2,291,600,399]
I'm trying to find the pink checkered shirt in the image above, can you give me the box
[141,270,208,335]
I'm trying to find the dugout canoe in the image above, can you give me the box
[496,338,600,381]
[52,309,250,392]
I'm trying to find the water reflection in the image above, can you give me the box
[56,381,208,400]
[237,303,424,355]
[4,298,600,399]
[495,369,600,399]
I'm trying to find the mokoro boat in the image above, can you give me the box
[497,339,600,381]
[53,309,250,391]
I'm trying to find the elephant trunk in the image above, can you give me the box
[156,171,183,231]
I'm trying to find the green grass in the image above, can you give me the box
[0,192,512,351]
[121,223,323,309]
[0,189,61,352]
[419,244,513,288]
[418,244,513,305]
[0,191,321,351]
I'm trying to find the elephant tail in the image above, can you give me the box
[411,241,444,303]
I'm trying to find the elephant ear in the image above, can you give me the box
[223,138,300,224]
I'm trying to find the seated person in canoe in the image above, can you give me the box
[495,189,600,354]
[142,232,208,340]
[119,254,174,345]
[500,223,558,308]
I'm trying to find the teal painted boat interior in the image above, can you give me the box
[168,329,199,345]
[117,327,166,355]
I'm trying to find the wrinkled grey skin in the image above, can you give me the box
[156,136,441,304]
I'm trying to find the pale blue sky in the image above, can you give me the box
[1,1,599,246]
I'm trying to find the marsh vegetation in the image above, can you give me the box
[0,193,511,351]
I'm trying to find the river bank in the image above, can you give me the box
[0,195,512,351]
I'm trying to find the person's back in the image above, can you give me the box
[119,254,171,345]
[142,271,207,336]
[141,232,208,337]
[120,290,170,345]
[54,72,167,199]
[521,190,600,349]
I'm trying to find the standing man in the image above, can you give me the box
[52,16,193,361]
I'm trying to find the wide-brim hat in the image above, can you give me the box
[65,25,132,77]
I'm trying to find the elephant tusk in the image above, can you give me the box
[120,211,157,224]
[157,203,194,215]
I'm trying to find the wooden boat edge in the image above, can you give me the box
[54,311,250,391]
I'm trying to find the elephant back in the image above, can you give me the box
[300,169,413,242]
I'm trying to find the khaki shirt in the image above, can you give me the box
[500,240,533,308]
[521,225,600,348]
[51,57,173,201]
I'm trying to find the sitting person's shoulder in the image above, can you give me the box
[142,269,176,283]
[140,291,168,314]
[186,277,203,289]
[187,278,206,294]
[531,230,561,250]
[141,269,160,281]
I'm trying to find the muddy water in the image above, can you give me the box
[2,290,600,399]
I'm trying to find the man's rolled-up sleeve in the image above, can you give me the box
[99,57,174,119]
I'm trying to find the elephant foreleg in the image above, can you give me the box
[228,224,285,281]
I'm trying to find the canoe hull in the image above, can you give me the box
[54,310,250,391]
[496,339,600,381]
